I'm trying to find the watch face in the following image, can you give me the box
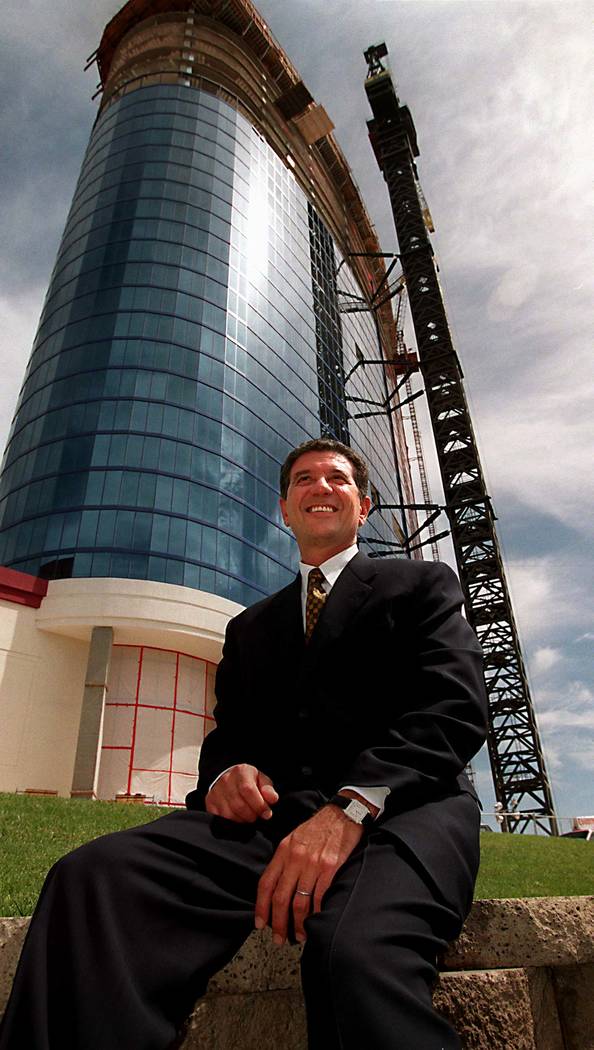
[329,795,373,826]
[344,800,369,824]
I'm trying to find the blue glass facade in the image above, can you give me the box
[0,82,407,606]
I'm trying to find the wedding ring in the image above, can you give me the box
[295,889,312,897]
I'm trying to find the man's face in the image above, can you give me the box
[279,450,371,560]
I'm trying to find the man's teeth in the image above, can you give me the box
[308,506,335,512]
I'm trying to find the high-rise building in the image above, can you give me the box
[0,0,416,805]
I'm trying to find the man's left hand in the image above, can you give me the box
[254,805,364,945]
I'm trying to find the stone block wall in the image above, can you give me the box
[1,898,593,1048]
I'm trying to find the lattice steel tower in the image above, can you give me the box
[363,44,557,833]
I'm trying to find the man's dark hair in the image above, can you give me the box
[279,438,369,500]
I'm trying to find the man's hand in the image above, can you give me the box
[255,805,364,945]
[205,764,279,822]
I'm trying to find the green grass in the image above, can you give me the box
[0,794,592,915]
[0,793,173,915]
[474,830,593,899]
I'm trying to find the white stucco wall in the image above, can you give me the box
[36,577,242,663]
[0,578,243,797]
[0,599,88,795]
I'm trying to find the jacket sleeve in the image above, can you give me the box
[186,615,257,808]
[338,561,488,813]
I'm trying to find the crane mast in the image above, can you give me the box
[364,44,557,833]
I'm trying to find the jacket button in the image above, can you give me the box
[298,708,308,719]
[301,765,313,777]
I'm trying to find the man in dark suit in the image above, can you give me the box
[0,438,487,1050]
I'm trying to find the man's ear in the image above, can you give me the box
[279,497,289,526]
[358,494,372,527]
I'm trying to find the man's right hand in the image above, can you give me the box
[205,764,279,822]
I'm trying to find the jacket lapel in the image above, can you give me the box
[260,574,304,661]
[303,552,378,666]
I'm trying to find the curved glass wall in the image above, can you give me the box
[0,83,406,605]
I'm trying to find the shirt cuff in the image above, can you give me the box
[339,785,390,817]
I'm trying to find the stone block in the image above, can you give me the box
[207,930,302,994]
[434,969,537,1050]
[2,904,594,1050]
[180,991,307,1050]
[527,967,565,1050]
[444,896,594,970]
[0,918,29,1015]
[552,962,594,1050]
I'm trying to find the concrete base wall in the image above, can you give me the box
[1,898,593,1048]
[0,599,88,795]
[0,576,241,797]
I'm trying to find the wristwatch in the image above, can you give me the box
[328,794,376,828]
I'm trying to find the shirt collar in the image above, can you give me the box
[299,542,359,593]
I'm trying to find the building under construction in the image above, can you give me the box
[0,0,416,807]
[0,0,554,828]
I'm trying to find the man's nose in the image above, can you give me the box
[311,475,333,493]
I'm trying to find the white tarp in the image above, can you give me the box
[98,645,216,806]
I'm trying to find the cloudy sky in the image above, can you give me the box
[1,0,592,824]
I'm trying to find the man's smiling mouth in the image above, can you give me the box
[306,506,337,513]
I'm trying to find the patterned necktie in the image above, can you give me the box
[305,567,327,642]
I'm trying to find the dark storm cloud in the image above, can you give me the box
[0,44,89,294]
[497,499,584,560]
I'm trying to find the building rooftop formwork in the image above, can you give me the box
[94,0,408,376]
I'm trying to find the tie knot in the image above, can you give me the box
[305,568,327,642]
[308,567,325,591]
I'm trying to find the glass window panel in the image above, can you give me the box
[111,553,130,577]
[45,514,64,549]
[132,512,152,550]
[91,552,111,577]
[171,478,189,514]
[126,435,144,465]
[108,435,127,464]
[121,471,140,504]
[103,471,122,504]
[183,561,201,589]
[151,515,170,550]
[74,552,93,576]
[91,435,110,466]
[114,511,134,547]
[148,555,167,582]
[168,517,187,556]
[142,436,161,466]
[85,472,105,504]
[138,472,157,506]
[97,510,116,546]
[158,440,176,473]
[61,512,80,547]
[155,475,173,511]
[165,559,184,585]
[79,511,99,546]
[174,444,191,477]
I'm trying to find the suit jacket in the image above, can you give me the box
[187,553,488,910]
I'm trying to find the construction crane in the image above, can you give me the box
[363,43,557,834]
[392,287,440,562]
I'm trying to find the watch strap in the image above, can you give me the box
[328,793,376,828]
